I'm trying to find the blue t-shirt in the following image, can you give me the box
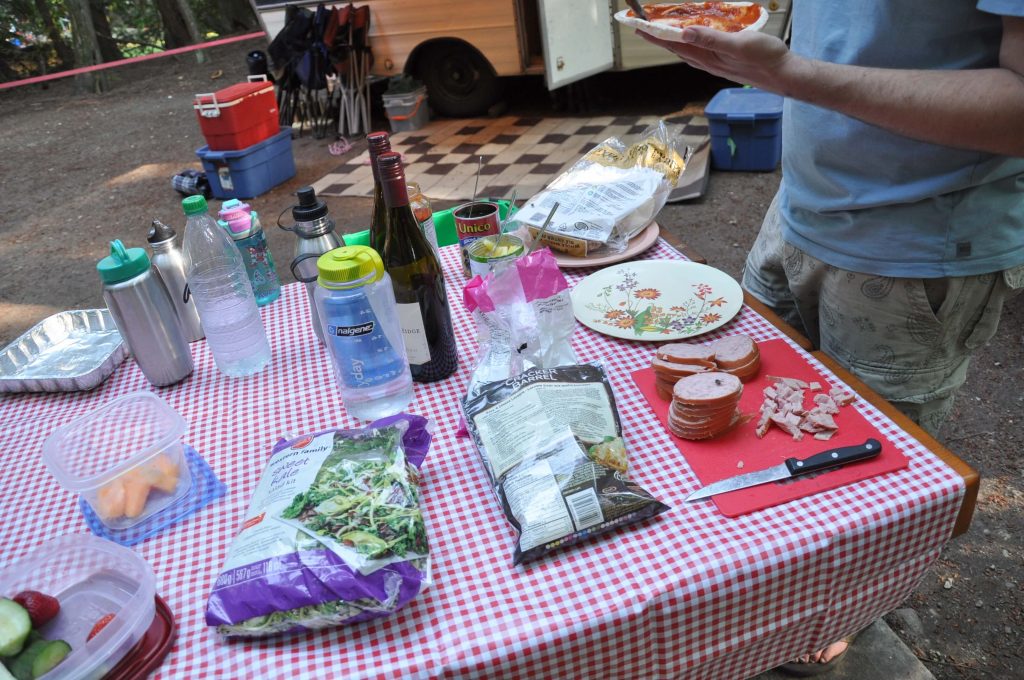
[780,0,1024,277]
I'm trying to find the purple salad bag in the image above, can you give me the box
[206,414,432,636]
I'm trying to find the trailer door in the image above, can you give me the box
[537,0,614,89]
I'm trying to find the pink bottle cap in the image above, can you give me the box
[218,200,253,238]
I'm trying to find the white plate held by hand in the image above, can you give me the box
[614,2,769,43]
[571,260,742,341]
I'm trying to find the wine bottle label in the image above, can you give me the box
[396,302,432,364]
[420,216,439,253]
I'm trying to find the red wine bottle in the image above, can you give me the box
[375,151,458,382]
[366,131,392,255]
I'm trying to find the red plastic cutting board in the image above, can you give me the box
[632,338,908,516]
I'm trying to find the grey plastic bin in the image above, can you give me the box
[383,86,429,133]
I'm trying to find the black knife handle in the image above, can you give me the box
[784,438,882,477]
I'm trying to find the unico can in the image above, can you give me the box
[453,201,502,277]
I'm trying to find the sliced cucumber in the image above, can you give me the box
[6,640,46,680]
[0,599,31,657]
[31,640,71,679]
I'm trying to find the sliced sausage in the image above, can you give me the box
[656,342,717,365]
[672,372,743,407]
[710,334,759,369]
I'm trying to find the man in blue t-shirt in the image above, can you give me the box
[639,0,1024,674]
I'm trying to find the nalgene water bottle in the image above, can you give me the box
[313,246,413,420]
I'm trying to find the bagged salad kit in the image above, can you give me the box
[205,414,431,637]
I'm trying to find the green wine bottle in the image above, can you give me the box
[366,131,391,255]
[375,151,459,382]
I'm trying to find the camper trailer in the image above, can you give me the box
[251,0,791,117]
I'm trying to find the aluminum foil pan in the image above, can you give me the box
[0,309,128,393]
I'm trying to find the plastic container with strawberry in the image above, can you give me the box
[0,535,159,680]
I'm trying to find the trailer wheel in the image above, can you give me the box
[415,42,501,117]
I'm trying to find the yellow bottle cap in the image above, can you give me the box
[316,246,384,287]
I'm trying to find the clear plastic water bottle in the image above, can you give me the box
[314,245,413,420]
[217,199,281,306]
[181,195,271,377]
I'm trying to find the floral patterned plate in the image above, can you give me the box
[571,260,743,341]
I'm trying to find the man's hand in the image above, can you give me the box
[636,17,1024,156]
[636,27,793,93]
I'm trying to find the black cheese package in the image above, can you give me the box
[462,363,669,564]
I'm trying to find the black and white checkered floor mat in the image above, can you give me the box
[312,114,710,202]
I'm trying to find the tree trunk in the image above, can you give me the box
[89,0,123,63]
[154,0,207,61]
[65,0,105,93]
[212,0,258,34]
[32,0,75,68]
[0,53,18,82]
[172,0,207,62]
[154,0,193,48]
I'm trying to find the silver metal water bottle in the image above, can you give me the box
[148,219,205,342]
[279,187,343,344]
[98,240,194,386]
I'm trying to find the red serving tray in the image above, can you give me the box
[632,338,908,516]
[194,81,279,151]
[104,595,176,680]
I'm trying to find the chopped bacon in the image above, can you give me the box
[755,399,773,438]
[767,376,809,390]
[800,409,837,432]
[770,413,804,440]
[813,393,840,414]
[830,387,856,406]
[754,377,855,440]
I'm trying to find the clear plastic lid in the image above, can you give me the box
[42,392,187,492]
[0,534,157,680]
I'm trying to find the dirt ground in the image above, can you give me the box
[1,40,1021,679]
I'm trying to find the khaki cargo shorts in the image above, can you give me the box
[743,192,1024,436]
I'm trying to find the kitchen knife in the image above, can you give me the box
[686,438,883,502]
[625,0,649,21]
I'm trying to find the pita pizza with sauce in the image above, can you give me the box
[614,2,769,41]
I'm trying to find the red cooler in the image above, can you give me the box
[193,77,279,151]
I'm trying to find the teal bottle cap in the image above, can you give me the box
[97,239,150,284]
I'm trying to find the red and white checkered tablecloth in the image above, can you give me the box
[0,240,964,679]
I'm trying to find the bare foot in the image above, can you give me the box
[794,639,849,664]
[780,636,854,676]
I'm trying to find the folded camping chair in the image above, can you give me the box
[269,4,335,138]
[268,6,313,128]
[329,3,372,136]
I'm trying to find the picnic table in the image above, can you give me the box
[0,238,975,679]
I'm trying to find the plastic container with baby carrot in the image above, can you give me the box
[42,391,192,530]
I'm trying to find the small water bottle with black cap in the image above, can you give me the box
[280,186,343,344]
[314,245,413,420]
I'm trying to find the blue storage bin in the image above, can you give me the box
[196,127,296,199]
[705,88,783,171]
